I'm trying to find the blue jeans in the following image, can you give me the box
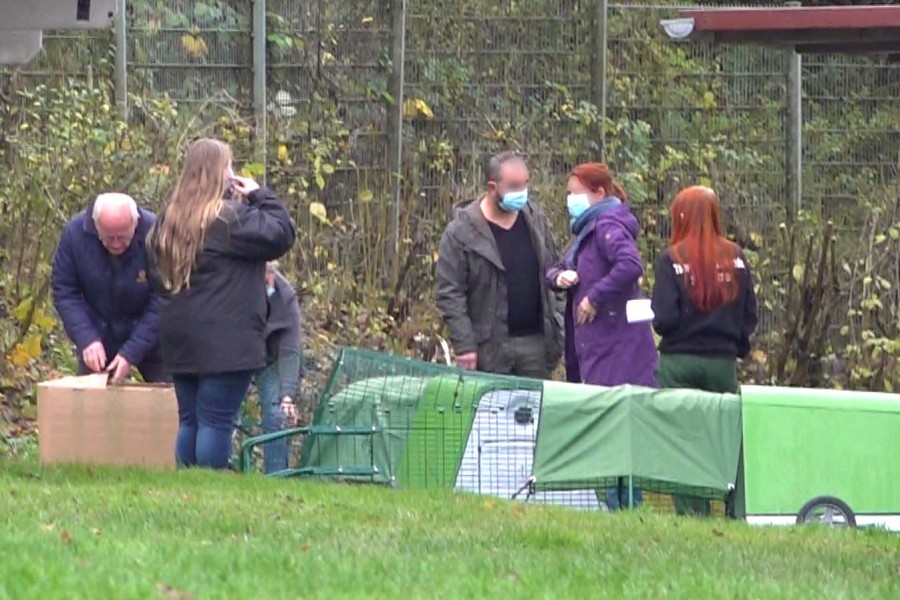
[173,371,254,470]
[605,484,644,511]
[253,360,297,474]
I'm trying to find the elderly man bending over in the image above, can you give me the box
[51,193,167,382]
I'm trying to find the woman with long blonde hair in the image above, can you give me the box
[148,138,295,470]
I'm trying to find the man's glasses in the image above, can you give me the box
[97,230,135,246]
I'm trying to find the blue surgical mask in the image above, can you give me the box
[567,193,591,220]
[266,286,275,297]
[499,188,528,212]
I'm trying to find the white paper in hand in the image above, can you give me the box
[626,298,655,324]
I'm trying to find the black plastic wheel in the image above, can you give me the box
[796,496,857,528]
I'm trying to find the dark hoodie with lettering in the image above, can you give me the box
[651,247,758,358]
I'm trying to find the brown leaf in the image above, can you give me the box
[60,529,74,545]
[156,583,194,600]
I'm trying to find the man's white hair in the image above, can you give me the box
[93,193,139,223]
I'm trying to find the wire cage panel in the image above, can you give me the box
[454,387,602,511]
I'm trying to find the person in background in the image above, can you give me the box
[147,138,296,471]
[52,192,167,382]
[251,260,303,474]
[546,162,658,511]
[651,185,758,517]
[435,151,563,378]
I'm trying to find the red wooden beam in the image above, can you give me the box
[797,41,900,54]
[681,6,900,32]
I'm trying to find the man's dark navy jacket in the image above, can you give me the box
[51,203,160,366]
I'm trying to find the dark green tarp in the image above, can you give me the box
[533,382,743,499]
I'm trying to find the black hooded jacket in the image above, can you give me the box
[651,247,758,358]
[147,188,296,374]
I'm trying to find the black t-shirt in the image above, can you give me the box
[488,215,542,337]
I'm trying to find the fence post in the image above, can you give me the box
[786,1,802,223]
[113,0,127,120]
[386,0,408,285]
[591,0,608,161]
[252,0,268,184]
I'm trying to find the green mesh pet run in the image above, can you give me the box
[239,348,743,511]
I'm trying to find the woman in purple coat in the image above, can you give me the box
[546,162,658,510]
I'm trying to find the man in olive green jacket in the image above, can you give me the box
[435,152,563,378]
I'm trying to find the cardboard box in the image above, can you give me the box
[37,374,178,468]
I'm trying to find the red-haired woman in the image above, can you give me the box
[546,162,658,510]
[651,185,758,516]
[547,162,657,387]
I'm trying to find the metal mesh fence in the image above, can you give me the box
[803,52,900,228]
[605,2,789,338]
[267,0,391,192]
[404,0,590,190]
[5,0,900,216]
[0,31,112,86]
[608,3,788,218]
[128,1,253,108]
[1,1,899,351]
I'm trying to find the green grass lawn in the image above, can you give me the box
[0,461,897,599]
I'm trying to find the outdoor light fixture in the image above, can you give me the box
[660,18,696,41]
[0,0,116,30]
[0,0,117,64]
